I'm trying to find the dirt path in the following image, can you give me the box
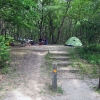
[0,46,49,100]
[0,45,100,100]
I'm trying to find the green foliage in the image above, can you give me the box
[0,36,10,69]
[5,35,14,46]
[48,84,64,94]
[93,86,100,93]
[0,0,37,28]
[70,45,100,77]
[76,44,100,65]
[79,18,100,45]
[57,86,64,94]
[68,0,91,20]
[0,0,100,44]
[1,66,9,74]
[67,0,100,45]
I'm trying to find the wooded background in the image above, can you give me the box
[0,0,100,44]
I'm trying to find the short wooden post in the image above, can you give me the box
[48,50,49,54]
[98,69,100,89]
[52,63,57,92]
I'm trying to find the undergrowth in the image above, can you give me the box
[45,53,52,71]
[74,44,100,77]
[0,36,10,74]
[76,44,100,65]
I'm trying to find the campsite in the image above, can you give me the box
[0,0,100,100]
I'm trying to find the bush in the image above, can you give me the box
[5,35,14,46]
[76,44,100,65]
[0,36,10,69]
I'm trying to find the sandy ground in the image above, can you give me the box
[0,45,100,100]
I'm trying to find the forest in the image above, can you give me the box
[0,0,100,44]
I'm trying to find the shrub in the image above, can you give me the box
[0,36,10,69]
[76,44,100,65]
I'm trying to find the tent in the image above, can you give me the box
[65,37,82,46]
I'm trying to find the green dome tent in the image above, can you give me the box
[65,37,82,46]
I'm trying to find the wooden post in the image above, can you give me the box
[98,69,100,89]
[48,50,49,54]
[99,77,100,89]
[52,63,57,92]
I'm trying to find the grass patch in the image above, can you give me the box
[70,45,100,77]
[76,44,100,65]
[40,65,44,68]
[45,53,53,71]
[48,84,64,94]
[57,86,64,94]
[93,86,100,94]
[45,62,52,71]
[45,53,51,60]
[1,66,9,74]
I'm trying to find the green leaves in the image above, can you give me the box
[0,0,37,28]
[0,0,99,44]
[68,0,91,20]
[76,44,100,65]
[0,36,10,69]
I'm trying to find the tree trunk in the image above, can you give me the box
[56,1,71,43]
[48,13,55,44]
